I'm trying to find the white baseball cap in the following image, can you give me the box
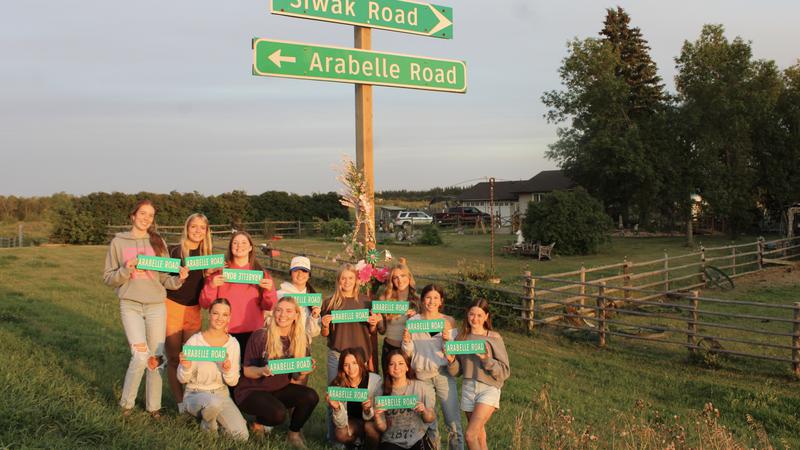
[290,256,311,272]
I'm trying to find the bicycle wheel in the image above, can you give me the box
[703,265,734,290]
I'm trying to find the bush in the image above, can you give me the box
[320,218,352,239]
[522,189,612,255]
[418,225,443,246]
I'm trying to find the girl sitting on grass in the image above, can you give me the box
[327,347,383,448]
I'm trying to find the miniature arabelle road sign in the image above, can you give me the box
[444,340,486,355]
[327,386,370,402]
[182,345,227,362]
[184,254,225,271]
[271,0,453,39]
[253,38,467,93]
[136,255,181,273]
[268,356,314,374]
[223,268,264,284]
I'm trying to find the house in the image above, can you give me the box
[455,170,576,220]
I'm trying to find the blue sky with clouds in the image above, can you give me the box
[1,0,798,196]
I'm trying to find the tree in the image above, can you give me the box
[543,8,669,226]
[675,25,783,236]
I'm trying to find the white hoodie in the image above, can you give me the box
[276,281,321,338]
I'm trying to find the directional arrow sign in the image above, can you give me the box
[253,38,467,93]
[271,0,453,39]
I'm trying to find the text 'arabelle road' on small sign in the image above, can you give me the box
[283,292,323,307]
[136,255,182,273]
[375,395,418,410]
[253,39,467,93]
[406,318,445,333]
[372,300,409,315]
[223,268,264,284]
[182,345,227,362]
[268,356,313,374]
[184,254,225,271]
[444,340,486,355]
[331,308,371,323]
[327,386,370,402]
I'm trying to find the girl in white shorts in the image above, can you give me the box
[446,299,510,450]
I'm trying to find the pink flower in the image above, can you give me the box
[357,264,373,283]
[373,266,390,283]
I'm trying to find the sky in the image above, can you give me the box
[1,0,799,197]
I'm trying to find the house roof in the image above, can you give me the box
[455,170,575,202]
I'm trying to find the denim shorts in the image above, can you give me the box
[461,379,501,411]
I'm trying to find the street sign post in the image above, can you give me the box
[253,38,467,93]
[271,0,453,39]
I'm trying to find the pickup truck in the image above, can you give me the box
[433,206,491,226]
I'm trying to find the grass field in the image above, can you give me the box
[1,243,799,449]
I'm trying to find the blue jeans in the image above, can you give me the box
[184,387,248,441]
[326,349,341,442]
[420,370,465,450]
[119,299,165,412]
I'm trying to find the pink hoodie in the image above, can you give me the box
[199,262,277,334]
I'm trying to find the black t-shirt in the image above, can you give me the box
[166,245,204,306]
[345,375,370,419]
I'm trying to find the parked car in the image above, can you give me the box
[433,206,491,226]
[394,211,434,227]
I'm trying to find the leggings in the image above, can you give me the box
[238,384,319,432]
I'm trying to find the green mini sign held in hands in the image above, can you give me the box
[223,268,263,284]
[182,345,227,362]
[185,254,225,271]
[406,318,445,333]
[445,340,486,355]
[372,300,409,315]
[137,255,182,273]
[268,356,313,374]
[327,387,369,403]
[283,293,323,307]
[331,309,370,323]
[375,395,418,410]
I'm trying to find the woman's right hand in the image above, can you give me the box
[178,352,192,369]
[261,365,273,377]
[402,329,412,343]
[125,257,138,270]
[321,314,333,327]
[326,394,341,411]
[211,274,226,287]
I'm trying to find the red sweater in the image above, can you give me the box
[199,263,277,334]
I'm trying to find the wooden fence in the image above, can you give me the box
[108,219,353,243]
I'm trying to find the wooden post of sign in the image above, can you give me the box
[355,26,375,252]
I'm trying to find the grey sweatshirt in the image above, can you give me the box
[447,331,511,389]
[103,232,183,304]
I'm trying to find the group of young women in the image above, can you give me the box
[103,200,511,450]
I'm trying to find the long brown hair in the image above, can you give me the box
[180,213,213,258]
[329,348,369,388]
[382,349,416,394]
[225,231,262,271]
[419,284,446,314]
[457,298,493,340]
[130,199,167,256]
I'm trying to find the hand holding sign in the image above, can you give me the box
[211,273,226,288]
[368,312,383,327]
[221,356,232,372]
[125,257,139,271]
[178,352,192,369]
[414,401,427,415]
[310,306,321,318]
[178,266,189,281]
[259,276,273,291]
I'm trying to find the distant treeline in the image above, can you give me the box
[376,186,465,202]
[1,191,348,244]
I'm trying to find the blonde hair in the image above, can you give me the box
[265,297,308,360]
[380,259,419,321]
[323,263,361,314]
[180,213,213,258]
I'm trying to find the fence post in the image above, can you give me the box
[297,221,302,238]
[699,245,706,285]
[522,271,535,333]
[623,257,632,301]
[757,237,764,270]
[596,282,607,348]
[18,223,23,247]
[663,250,670,294]
[793,302,800,377]
[731,246,737,276]
[580,266,586,306]
[687,290,699,356]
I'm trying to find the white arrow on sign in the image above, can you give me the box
[427,3,452,35]
[268,49,296,68]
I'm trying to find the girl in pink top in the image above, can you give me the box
[200,231,277,366]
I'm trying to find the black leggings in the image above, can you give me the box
[238,384,320,432]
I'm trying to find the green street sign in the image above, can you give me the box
[137,255,181,273]
[271,0,453,39]
[375,395,417,410]
[223,268,264,284]
[185,254,225,271]
[406,318,445,333]
[327,386,369,402]
[253,38,467,93]
[283,292,323,307]
[182,345,227,362]
[445,340,486,355]
[372,300,409,315]
[332,308,371,323]
[268,356,313,374]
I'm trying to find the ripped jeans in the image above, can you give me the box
[420,369,465,450]
[119,299,166,412]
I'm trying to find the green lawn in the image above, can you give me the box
[1,245,798,448]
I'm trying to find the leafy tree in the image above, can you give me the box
[522,189,612,255]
